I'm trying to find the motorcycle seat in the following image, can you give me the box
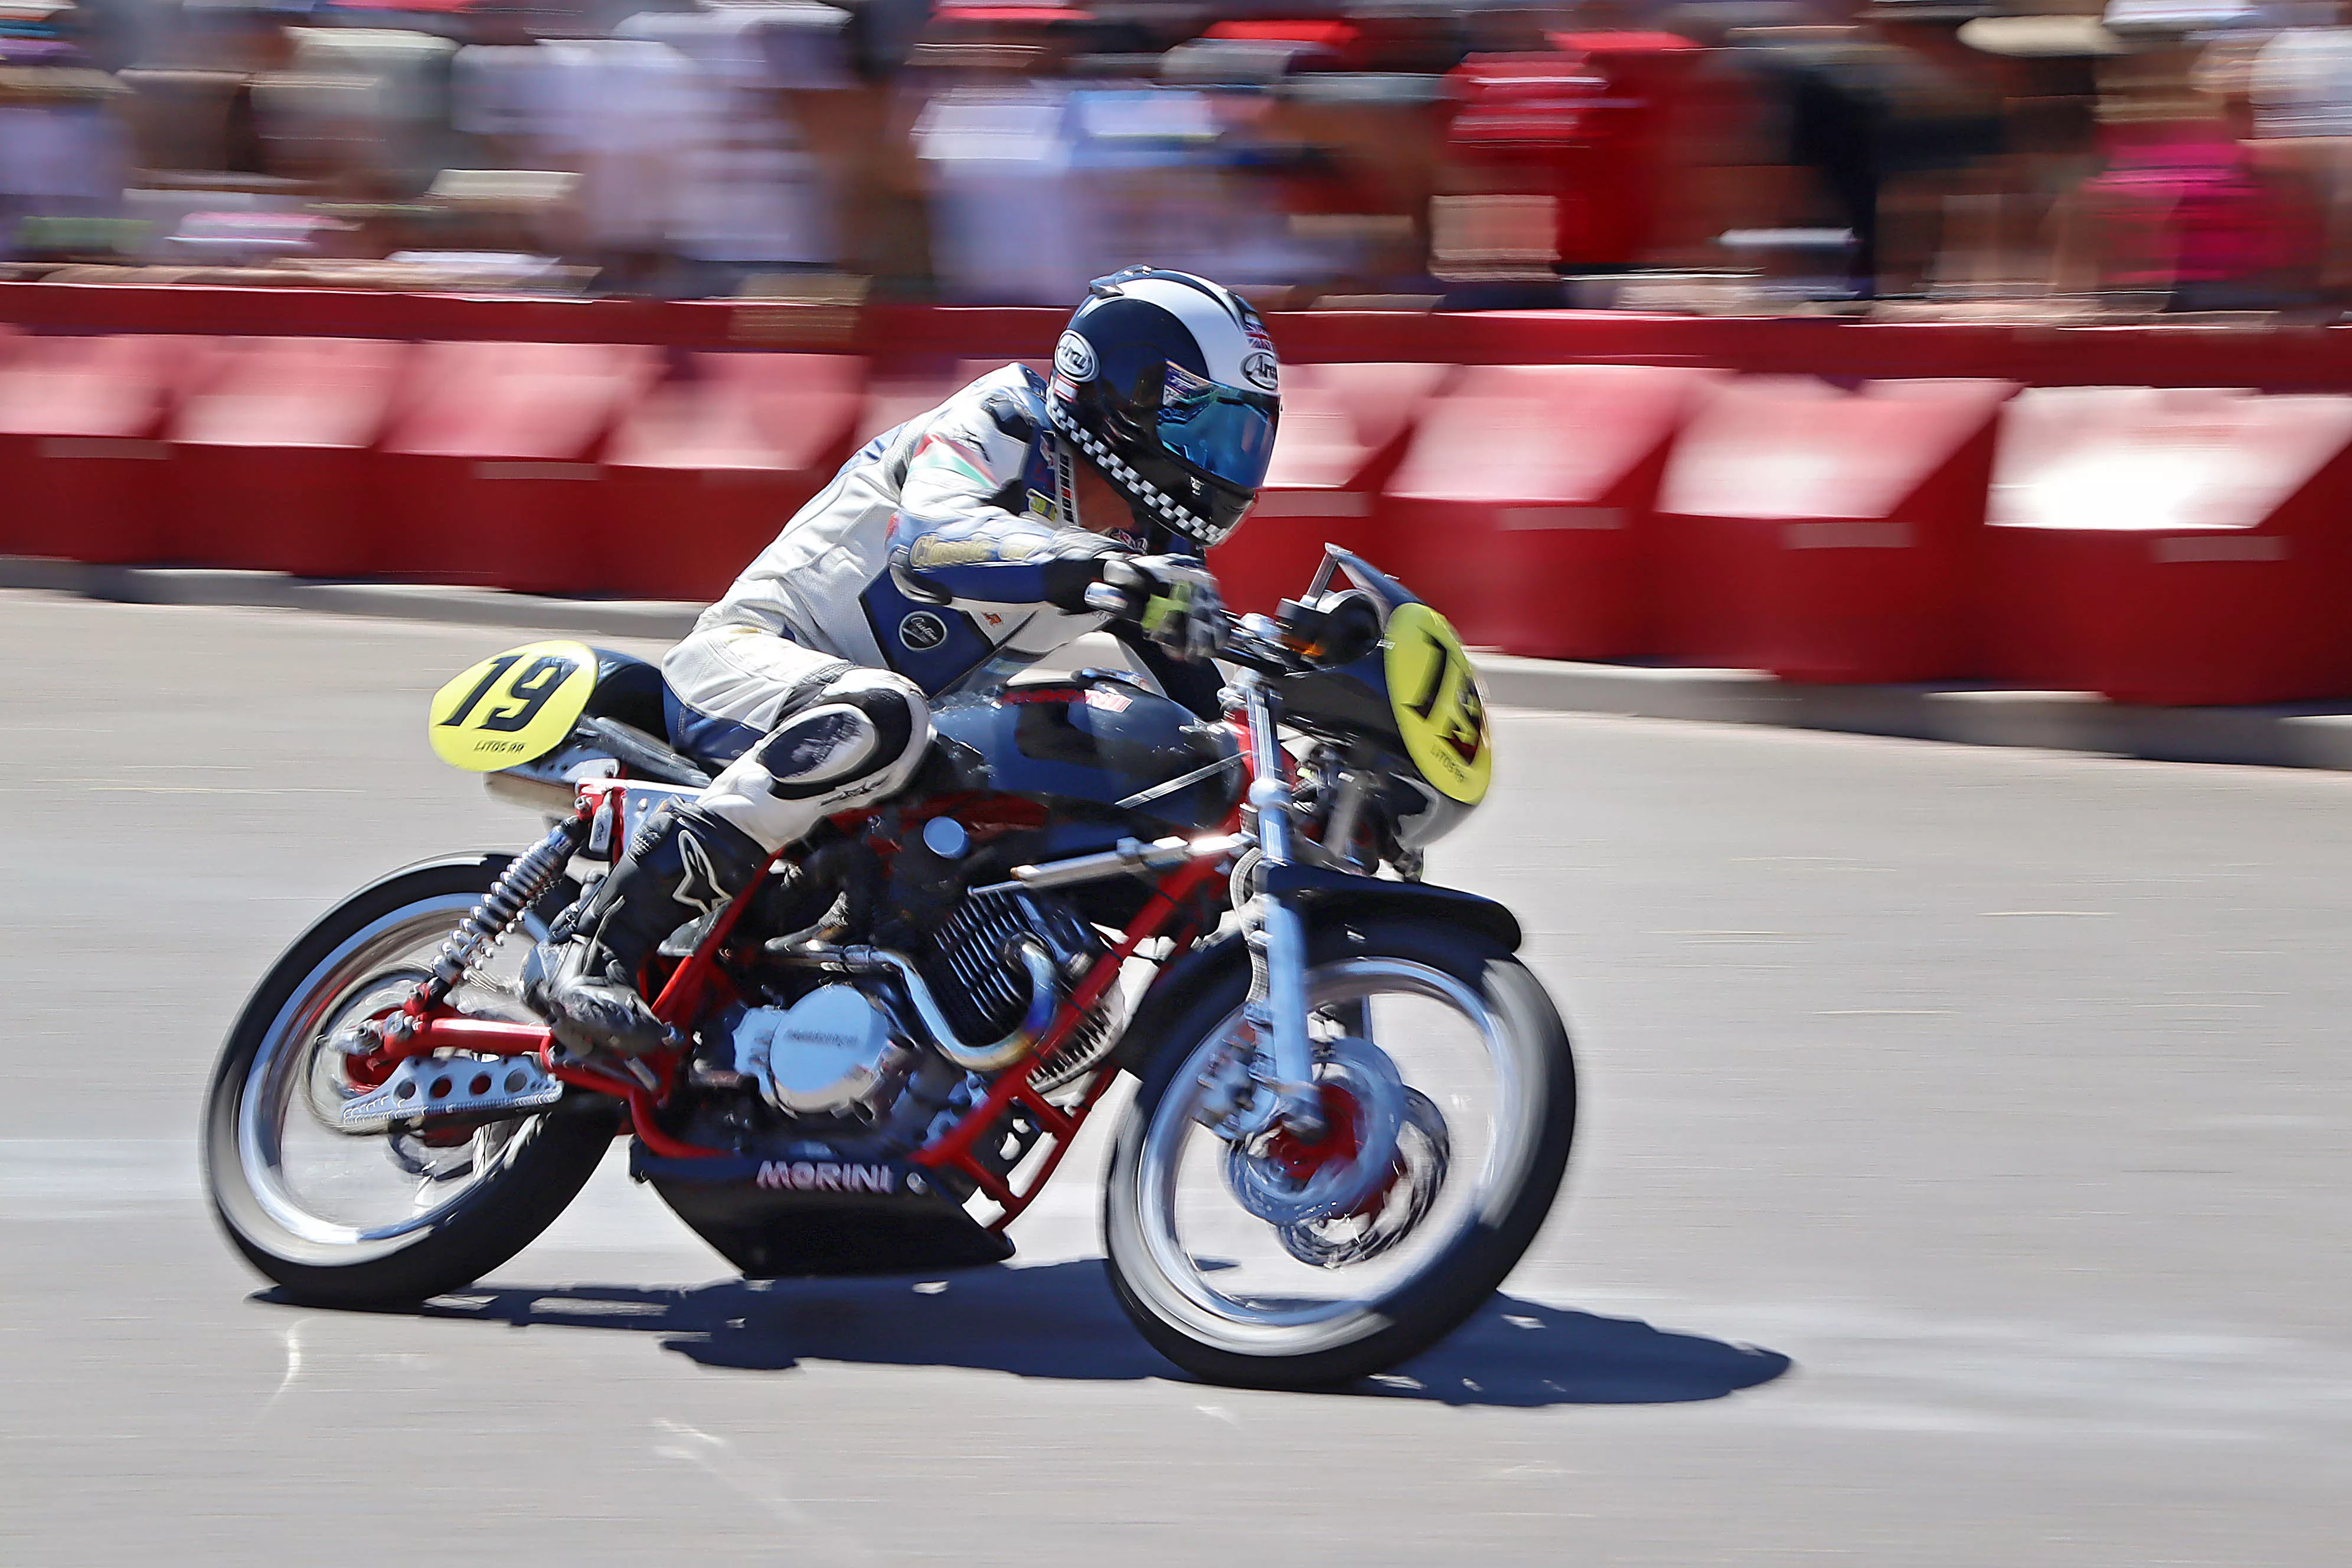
[575,648,721,787]
[583,648,672,741]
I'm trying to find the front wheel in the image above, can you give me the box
[1103,919,1576,1390]
[204,855,614,1308]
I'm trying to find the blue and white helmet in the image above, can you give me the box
[1046,267,1282,551]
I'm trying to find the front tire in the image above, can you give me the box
[204,856,614,1308]
[1103,920,1576,1390]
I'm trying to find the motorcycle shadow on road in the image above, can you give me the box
[360,1261,1791,1408]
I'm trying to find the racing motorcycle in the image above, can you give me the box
[203,548,1577,1389]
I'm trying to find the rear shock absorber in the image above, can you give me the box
[346,816,592,1059]
[415,816,589,1013]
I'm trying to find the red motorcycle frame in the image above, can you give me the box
[344,772,1250,1233]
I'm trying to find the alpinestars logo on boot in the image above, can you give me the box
[674,834,731,916]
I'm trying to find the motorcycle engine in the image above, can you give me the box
[919,887,1122,1095]
[656,876,1131,1278]
[714,887,1121,1144]
[729,985,911,1118]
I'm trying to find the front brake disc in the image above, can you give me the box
[1276,1087,1451,1269]
[1221,1036,1407,1227]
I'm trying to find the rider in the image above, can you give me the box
[526,267,1284,1057]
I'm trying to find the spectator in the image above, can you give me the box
[0,1,129,261]
[2248,5,2352,296]
[1730,6,2005,295]
[803,0,937,296]
[2049,27,2322,309]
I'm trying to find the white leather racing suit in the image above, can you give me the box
[662,364,1155,854]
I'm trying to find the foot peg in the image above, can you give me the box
[530,940,680,1057]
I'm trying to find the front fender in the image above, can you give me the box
[1110,863,1523,1076]
[1259,862,1523,951]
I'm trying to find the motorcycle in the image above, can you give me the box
[203,548,1577,1389]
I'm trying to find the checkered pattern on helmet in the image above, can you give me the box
[1046,399,1240,549]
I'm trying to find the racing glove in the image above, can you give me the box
[1093,554,1227,662]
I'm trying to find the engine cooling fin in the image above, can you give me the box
[922,888,1122,1095]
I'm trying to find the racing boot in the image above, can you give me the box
[525,801,767,1056]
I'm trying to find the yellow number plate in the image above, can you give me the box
[427,639,597,772]
[1384,603,1492,805]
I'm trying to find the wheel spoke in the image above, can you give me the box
[1324,998,1373,1044]
[235,894,556,1246]
[1107,936,1572,1385]
[1131,957,1527,1332]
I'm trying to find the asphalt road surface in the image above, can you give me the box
[4,592,2348,1566]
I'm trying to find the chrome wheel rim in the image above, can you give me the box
[1129,956,1540,1354]
[234,894,553,1257]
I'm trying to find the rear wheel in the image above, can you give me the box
[1104,920,1576,1390]
[203,856,613,1307]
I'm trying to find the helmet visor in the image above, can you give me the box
[1157,364,1277,492]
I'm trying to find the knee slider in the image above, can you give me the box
[821,671,926,769]
[746,675,927,802]
[750,705,880,798]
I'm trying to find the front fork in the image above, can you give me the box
[1215,654,1327,1142]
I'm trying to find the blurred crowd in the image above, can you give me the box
[8,0,2352,312]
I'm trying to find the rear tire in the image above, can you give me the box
[204,856,615,1308]
[1103,919,1576,1390]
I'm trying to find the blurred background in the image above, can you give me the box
[18,0,2352,716]
[12,6,2352,1557]
[8,0,2352,313]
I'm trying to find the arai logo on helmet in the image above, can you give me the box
[1240,352,1279,392]
[898,611,949,651]
[1054,331,1098,383]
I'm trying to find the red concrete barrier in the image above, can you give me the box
[1981,387,2352,704]
[1652,376,2013,682]
[0,335,195,564]
[597,353,867,604]
[374,341,660,594]
[1383,364,1715,653]
[1214,361,1453,613]
[21,281,2352,389]
[169,337,410,576]
[14,277,2352,712]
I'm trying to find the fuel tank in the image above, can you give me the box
[927,671,1240,833]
